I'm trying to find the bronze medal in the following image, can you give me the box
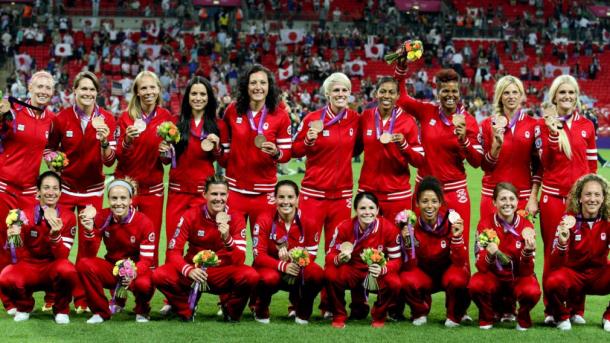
[91,116,105,129]
[43,207,58,221]
[216,211,230,225]
[0,98,10,113]
[254,134,266,148]
[452,114,465,127]
[379,132,392,144]
[81,205,97,219]
[309,120,324,132]
[201,139,214,152]
[339,241,354,255]
[492,116,508,129]
[562,215,576,229]
[521,227,536,240]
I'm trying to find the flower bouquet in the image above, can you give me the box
[283,247,311,285]
[516,209,535,223]
[157,121,180,144]
[44,151,69,173]
[478,229,510,265]
[361,248,387,291]
[188,250,220,318]
[110,259,137,314]
[5,209,27,248]
[384,39,424,65]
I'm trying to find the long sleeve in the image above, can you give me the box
[479,119,498,172]
[291,113,316,158]
[274,108,293,163]
[449,233,468,268]
[167,212,195,277]
[382,225,402,275]
[49,213,76,259]
[461,115,483,168]
[225,214,247,265]
[586,122,598,173]
[398,115,425,168]
[136,215,156,272]
[252,217,284,271]
[518,248,535,277]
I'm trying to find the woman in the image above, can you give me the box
[292,72,361,252]
[116,70,174,264]
[397,176,470,327]
[395,64,483,246]
[324,192,402,328]
[153,175,258,322]
[358,76,424,220]
[543,174,610,332]
[537,75,596,323]
[0,71,56,313]
[469,182,541,331]
[164,76,223,245]
[0,171,79,324]
[221,64,292,228]
[76,178,156,324]
[479,76,541,218]
[252,180,324,324]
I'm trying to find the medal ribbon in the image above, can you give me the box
[352,218,377,248]
[438,105,464,126]
[246,106,268,135]
[271,212,304,245]
[374,107,398,139]
[320,105,347,128]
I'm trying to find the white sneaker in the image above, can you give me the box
[55,314,70,324]
[480,324,493,330]
[603,319,610,332]
[135,314,149,323]
[288,310,296,318]
[254,315,270,324]
[7,308,17,316]
[557,319,572,331]
[571,314,586,324]
[412,316,427,326]
[14,311,30,322]
[461,314,473,323]
[445,318,460,328]
[501,313,516,323]
[516,324,527,331]
[323,311,333,320]
[159,304,172,316]
[216,307,224,317]
[295,317,309,325]
[86,314,104,324]
[544,315,556,325]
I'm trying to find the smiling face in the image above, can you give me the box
[275,185,298,218]
[493,189,518,221]
[37,176,60,208]
[580,181,604,218]
[327,82,350,112]
[74,78,98,109]
[29,76,54,108]
[553,83,577,115]
[247,71,269,104]
[205,183,228,215]
[501,83,522,115]
[355,197,379,227]
[376,81,398,114]
[417,190,441,224]
[136,75,160,109]
[108,186,132,218]
[189,83,208,115]
[437,81,460,113]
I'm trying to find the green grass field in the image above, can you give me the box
[3,153,610,342]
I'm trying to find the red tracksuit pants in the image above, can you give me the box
[228,190,275,233]
[0,259,79,314]
[165,191,205,247]
[399,265,471,322]
[544,266,610,322]
[76,257,154,320]
[254,263,324,320]
[153,263,259,320]
[133,192,164,266]
[377,196,412,225]
[469,272,541,328]
[325,263,401,325]
[299,195,351,252]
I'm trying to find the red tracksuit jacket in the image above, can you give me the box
[475,214,536,280]
[480,111,541,199]
[18,205,76,262]
[537,112,597,198]
[82,208,156,272]
[46,105,117,193]
[549,215,610,271]
[222,102,292,193]
[252,210,320,271]
[358,107,424,198]
[166,206,248,278]
[292,107,361,199]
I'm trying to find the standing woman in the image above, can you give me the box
[395,64,483,246]
[221,64,292,228]
[76,178,156,324]
[544,174,610,332]
[469,182,541,331]
[397,176,470,327]
[358,76,424,221]
[324,192,402,328]
[164,76,223,246]
[479,76,541,218]
[0,71,56,313]
[292,72,361,251]
[116,70,174,264]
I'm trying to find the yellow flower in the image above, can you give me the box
[112,266,119,276]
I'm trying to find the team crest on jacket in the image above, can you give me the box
[197,230,205,237]
[17,124,25,131]
[535,137,542,149]
[252,237,259,248]
[429,119,436,126]
[30,230,38,238]
[441,240,447,248]
[367,129,373,136]
[575,234,581,241]
[71,226,77,236]
[581,130,586,138]
[525,131,530,138]
[45,131,49,139]
[314,232,320,242]
[349,128,354,136]
[236,117,243,124]
[241,228,247,238]
[66,130,73,138]
[377,245,383,251]
[287,126,292,135]
[516,241,522,249]
[602,232,607,241]
[148,233,155,242]
[130,236,136,244]
[168,239,176,249]
[263,122,269,130]
[104,231,110,237]
[253,224,260,235]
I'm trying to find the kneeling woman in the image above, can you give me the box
[252,180,324,324]
[325,192,402,328]
[544,174,610,332]
[0,171,79,324]
[397,176,470,327]
[469,182,540,330]
[76,179,156,324]
[153,175,258,322]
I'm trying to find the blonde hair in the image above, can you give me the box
[322,72,351,99]
[29,70,55,87]
[548,74,581,112]
[566,174,610,220]
[492,75,524,116]
[107,177,138,197]
[127,71,163,120]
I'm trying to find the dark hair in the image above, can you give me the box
[37,171,62,190]
[354,191,379,209]
[176,76,219,158]
[275,179,299,197]
[376,76,399,93]
[236,64,280,115]
[204,175,228,193]
[492,182,518,200]
[435,68,460,88]
[416,176,444,204]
